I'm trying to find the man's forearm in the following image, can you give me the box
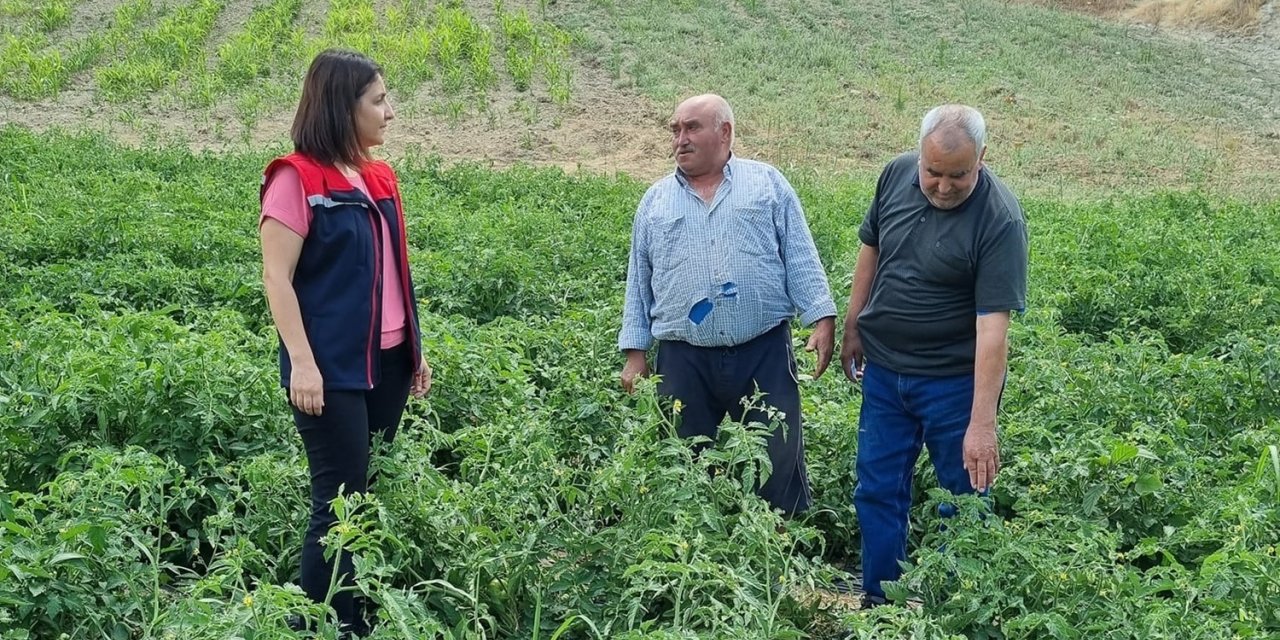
[843,244,879,331]
[971,314,1011,429]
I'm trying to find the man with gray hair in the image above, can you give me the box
[839,104,1028,605]
[619,93,837,516]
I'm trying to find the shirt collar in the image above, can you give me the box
[675,152,736,187]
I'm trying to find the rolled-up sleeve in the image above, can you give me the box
[618,191,657,351]
[775,176,837,326]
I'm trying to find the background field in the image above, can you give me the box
[1,0,1278,638]
[2,0,1278,196]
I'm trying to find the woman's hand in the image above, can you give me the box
[290,361,325,416]
[411,355,433,397]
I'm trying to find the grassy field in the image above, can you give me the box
[2,0,1279,638]
[1,0,1277,197]
[555,0,1280,198]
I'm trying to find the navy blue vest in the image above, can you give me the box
[261,153,422,390]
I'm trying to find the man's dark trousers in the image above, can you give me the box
[656,322,811,515]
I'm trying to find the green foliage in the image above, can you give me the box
[320,0,375,56]
[1,127,1278,637]
[95,0,224,102]
[501,7,536,92]
[0,0,76,34]
[214,0,303,92]
[0,34,69,98]
[0,448,203,638]
[498,3,573,102]
[0,0,574,126]
[1031,193,1280,352]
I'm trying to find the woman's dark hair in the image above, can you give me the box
[291,49,383,168]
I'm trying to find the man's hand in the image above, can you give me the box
[805,317,836,379]
[963,423,1000,492]
[839,324,865,383]
[621,349,650,394]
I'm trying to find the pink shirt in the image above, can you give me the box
[261,165,407,349]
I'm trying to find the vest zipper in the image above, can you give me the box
[365,203,382,389]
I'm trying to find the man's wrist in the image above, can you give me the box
[842,310,861,330]
[967,419,997,433]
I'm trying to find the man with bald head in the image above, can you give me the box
[618,94,837,516]
[839,104,1028,605]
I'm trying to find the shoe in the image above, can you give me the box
[860,591,890,606]
[286,614,309,632]
[830,574,861,595]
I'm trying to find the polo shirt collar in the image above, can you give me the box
[912,161,988,208]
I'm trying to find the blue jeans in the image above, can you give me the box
[853,361,976,599]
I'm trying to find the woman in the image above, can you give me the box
[259,49,431,634]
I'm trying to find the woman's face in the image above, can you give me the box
[353,75,394,150]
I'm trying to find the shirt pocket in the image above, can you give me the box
[925,238,973,285]
[650,215,689,271]
[735,205,777,257]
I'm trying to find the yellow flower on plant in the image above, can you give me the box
[672,399,684,414]
[242,595,254,607]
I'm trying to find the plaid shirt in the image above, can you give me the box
[619,156,836,351]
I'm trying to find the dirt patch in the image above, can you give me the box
[376,50,671,180]
[0,0,672,178]
[0,51,673,180]
[1020,0,1135,16]
[1027,0,1279,40]
[202,0,260,63]
[296,0,328,41]
[59,0,128,36]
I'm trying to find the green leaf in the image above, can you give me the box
[0,521,31,537]
[1082,485,1105,514]
[87,525,108,553]
[1109,442,1138,465]
[49,552,87,565]
[1135,473,1163,496]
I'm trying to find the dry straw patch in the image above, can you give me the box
[1038,0,1269,31]
[1127,0,1266,30]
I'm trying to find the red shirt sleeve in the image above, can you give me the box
[260,164,311,237]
